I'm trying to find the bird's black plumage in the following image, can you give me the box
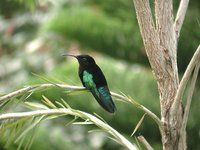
[63,54,116,113]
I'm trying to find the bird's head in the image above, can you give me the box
[63,54,96,67]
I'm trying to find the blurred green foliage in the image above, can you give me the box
[40,5,144,64]
[0,0,26,18]
[178,8,200,70]
[39,0,199,71]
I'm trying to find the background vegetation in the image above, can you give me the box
[0,0,199,149]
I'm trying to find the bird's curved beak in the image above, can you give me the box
[62,54,78,59]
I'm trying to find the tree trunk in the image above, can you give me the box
[133,0,187,149]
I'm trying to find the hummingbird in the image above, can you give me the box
[63,54,116,113]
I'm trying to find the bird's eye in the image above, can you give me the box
[82,58,87,61]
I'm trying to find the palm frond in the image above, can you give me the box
[0,83,162,150]
[0,107,138,150]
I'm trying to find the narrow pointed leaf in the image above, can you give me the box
[73,121,93,125]
[88,129,104,133]
[55,101,67,108]
[64,89,88,96]
[93,113,107,123]
[65,116,78,127]
[131,114,146,136]
[42,95,57,108]
[25,102,49,109]
[32,73,55,84]
[60,98,72,109]
[15,116,44,143]
[128,96,141,107]
[135,136,142,150]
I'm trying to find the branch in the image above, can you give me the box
[133,0,156,42]
[174,0,190,39]
[137,135,154,150]
[0,83,162,131]
[133,0,179,117]
[0,86,37,102]
[0,84,85,102]
[181,60,200,133]
[154,0,174,37]
[171,45,200,115]
[133,0,162,70]
[0,108,137,150]
[111,92,162,130]
[155,0,177,55]
[133,0,179,96]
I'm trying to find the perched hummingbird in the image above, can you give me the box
[63,54,116,113]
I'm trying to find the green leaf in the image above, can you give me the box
[59,98,72,109]
[55,100,67,109]
[135,136,142,150]
[15,116,44,143]
[42,95,57,108]
[88,129,104,133]
[128,96,141,107]
[25,101,49,110]
[2,117,30,148]
[65,116,78,127]
[73,121,93,125]
[25,122,40,150]
[131,114,146,136]
[64,89,88,96]
[93,112,107,124]
[32,73,66,85]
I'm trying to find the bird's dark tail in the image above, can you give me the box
[91,86,116,113]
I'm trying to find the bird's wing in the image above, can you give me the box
[82,70,96,89]
[83,71,116,113]
[96,86,116,113]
